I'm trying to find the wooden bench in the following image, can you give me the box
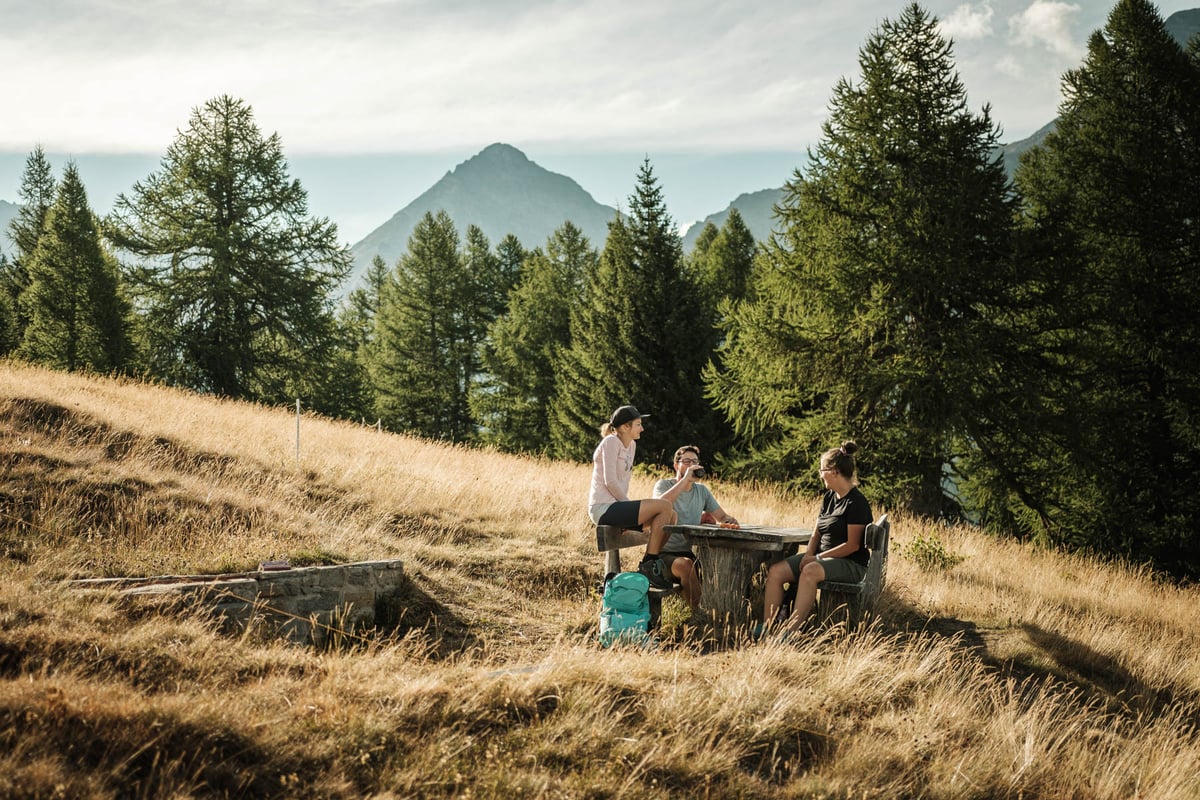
[596,525,680,628]
[815,513,890,626]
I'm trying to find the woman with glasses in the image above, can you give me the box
[651,445,739,609]
[759,440,872,637]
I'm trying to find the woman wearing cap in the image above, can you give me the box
[759,440,872,638]
[588,405,677,591]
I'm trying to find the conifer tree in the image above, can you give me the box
[551,161,716,465]
[106,95,350,402]
[330,255,390,423]
[710,4,1025,514]
[371,211,474,440]
[3,146,56,343]
[18,163,131,372]
[461,225,501,385]
[688,209,757,458]
[494,233,526,312]
[0,262,17,355]
[472,222,595,453]
[690,208,756,307]
[343,255,389,350]
[1011,0,1200,576]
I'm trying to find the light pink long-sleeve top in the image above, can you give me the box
[587,434,635,523]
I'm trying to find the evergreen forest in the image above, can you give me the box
[2,0,1198,579]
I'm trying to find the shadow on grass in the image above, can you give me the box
[880,580,1181,719]
[382,572,481,658]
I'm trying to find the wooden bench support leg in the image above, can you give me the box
[604,549,621,578]
[648,592,663,631]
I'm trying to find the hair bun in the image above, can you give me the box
[840,441,859,456]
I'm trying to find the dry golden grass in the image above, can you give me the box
[2,360,1198,799]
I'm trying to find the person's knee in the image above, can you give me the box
[767,561,793,584]
[799,562,824,583]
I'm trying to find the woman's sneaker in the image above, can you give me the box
[638,557,674,591]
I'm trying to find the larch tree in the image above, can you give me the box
[370,211,474,441]
[329,255,391,423]
[689,208,756,308]
[105,95,350,403]
[3,145,56,346]
[1011,0,1200,577]
[18,162,131,372]
[709,4,1029,515]
[472,221,595,453]
[551,160,716,466]
[0,257,20,355]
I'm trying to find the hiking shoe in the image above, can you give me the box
[638,557,674,591]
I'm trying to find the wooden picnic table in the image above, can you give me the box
[665,524,812,628]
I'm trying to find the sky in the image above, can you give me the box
[2,0,1197,242]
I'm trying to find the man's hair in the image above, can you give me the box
[673,445,701,462]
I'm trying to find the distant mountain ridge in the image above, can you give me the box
[348,143,616,289]
[680,188,785,251]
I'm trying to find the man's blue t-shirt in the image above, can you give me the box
[653,478,720,553]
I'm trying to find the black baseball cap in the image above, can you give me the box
[610,405,650,428]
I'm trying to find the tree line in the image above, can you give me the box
[2,0,1197,578]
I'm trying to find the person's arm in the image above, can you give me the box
[799,516,822,566]
[599,438,628,502]
[654,467,700,505]
[710,507,739,526]
[812,524,865,559]
[703,488,738,526]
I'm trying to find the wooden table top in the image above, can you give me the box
[664,523,812,548]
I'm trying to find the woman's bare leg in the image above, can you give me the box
[637,498,675,555]
[763,560,795,625]
[782,561,825,632]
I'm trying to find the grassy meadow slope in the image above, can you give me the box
[1,361,1198,799]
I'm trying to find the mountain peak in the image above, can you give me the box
[346,144,617,291]
[473,142,530,163]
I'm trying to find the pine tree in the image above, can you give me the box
[3,146,56,344]
[18,163,131,372]
[493,233,525,314]
[330,255,390,423]
[472,222,595,453]
[709,4,1025,515]
[688,209,757,458]
[551,160,716,465]
[1012,0,1200,576]
[690,208,756,307]
[105,95,350,402]
[0,260,17,355]
[371,211,474,440]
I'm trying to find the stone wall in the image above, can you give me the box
[73,560,406,647]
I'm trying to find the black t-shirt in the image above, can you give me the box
[815,487,873,567]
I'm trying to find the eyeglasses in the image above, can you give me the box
[677,458,700,465]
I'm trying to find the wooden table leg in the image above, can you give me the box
[695,542,769,631]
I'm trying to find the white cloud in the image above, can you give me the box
[938,3,994,41]
[1008,0,1084,60]
[995,53,1024,78]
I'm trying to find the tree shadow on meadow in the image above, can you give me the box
[879,575,1180,719]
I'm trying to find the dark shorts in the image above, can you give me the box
[783,553,867,584]
[660,550,699,574]
[597,500,643,529]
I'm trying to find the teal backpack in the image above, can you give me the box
[599,571,651,647]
